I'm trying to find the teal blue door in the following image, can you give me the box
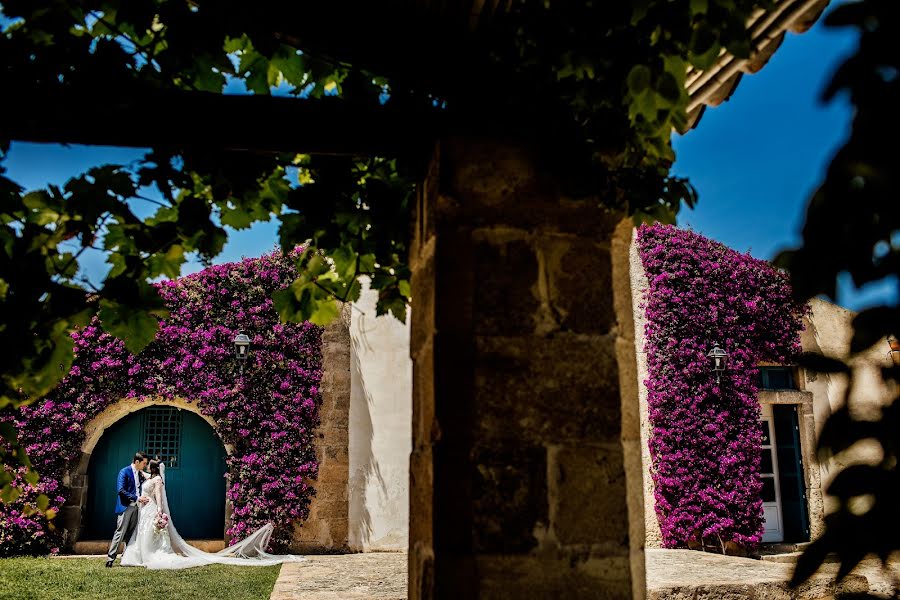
[84,407,227,540]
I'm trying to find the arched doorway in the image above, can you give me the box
[83,406,227,540]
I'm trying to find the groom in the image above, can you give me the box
[105,451,150,567]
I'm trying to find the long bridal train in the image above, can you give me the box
[121,464,304,570]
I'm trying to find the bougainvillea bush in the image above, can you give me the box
[0,251,323,556]
[637,224,806,550]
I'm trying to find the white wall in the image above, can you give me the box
[348,280,412,551]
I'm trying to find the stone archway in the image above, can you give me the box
[59,397,232,545]
[58,312,355,552]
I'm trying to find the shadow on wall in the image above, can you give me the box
[349,325,380,549]
[802,300,898,489]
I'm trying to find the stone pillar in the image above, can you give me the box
[409,138,646,599]
[292,305,351,552]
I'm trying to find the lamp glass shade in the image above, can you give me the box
[707,344,728,372]
[233,332,251,360]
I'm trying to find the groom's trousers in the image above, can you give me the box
[107,504,139,561]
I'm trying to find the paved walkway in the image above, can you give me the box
[269,552,407,600]
[644,549,895,599]
[267,549,897,600]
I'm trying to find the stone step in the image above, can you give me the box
[73,539,225,555]
[758,542,812,555]
[760,550,841,565]
[761,551,805,564]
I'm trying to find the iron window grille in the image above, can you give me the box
[142,407,183,469]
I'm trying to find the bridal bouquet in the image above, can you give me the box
[154,512,169,534]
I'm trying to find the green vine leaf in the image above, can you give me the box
[98,299,166,354]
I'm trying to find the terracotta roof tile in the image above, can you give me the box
[682,0,831,132]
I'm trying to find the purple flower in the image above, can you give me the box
[636,224,806,550]
[1,250,322,555]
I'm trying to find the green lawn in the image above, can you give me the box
[0,557,281,600]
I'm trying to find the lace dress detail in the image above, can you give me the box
[120,477,191,569]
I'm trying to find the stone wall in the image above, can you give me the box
[408,138,646,599]
[63,303,392,555]
[64,305,359,553]
[629,234,828,547]
[348,281,412,551]
[291,305,352,553]
[800,298,898,516]
[629,235,897,548]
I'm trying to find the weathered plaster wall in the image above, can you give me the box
[629,231,663,548]
[348,280,412,552]
[800,298,898,515]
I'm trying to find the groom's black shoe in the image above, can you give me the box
[105,560,114,568]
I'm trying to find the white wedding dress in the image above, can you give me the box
[120,465,304,570]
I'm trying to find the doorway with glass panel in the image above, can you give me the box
[759,402,810,543]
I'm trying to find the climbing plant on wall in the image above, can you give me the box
[637,224,806,551]
[0,251,323,556]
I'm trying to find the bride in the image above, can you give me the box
[120,459,304,569]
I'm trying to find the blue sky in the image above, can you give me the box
[3,8,891,309]
[671,14,897,309]
[3,142,282,284]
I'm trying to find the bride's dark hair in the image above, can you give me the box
[148,460,162,478]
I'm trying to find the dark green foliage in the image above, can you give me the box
[0,1,793,510]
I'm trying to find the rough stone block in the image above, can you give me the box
[323,445,345,461]
[806,487,825,541]
[438,138,622,237]
[540,235,615,334]
[473,555,633,599]
[410,145,439,267]
[471,235,540,336]
[58,505,82,532]
[433,229,475,334]
[327,516,349,539]
[408,447,434,549]
[549,444,629,548]
[65,486,85,507]
[412,343,436,448]
[440,139,540,210]
[76,452,91,476]
[474,333,622,444]
[409,541,435,600]
[410,242,436,356]
[470,442,548,553]
[317,461,349,480]
[316,482,349,504]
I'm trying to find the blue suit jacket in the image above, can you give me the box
[114,466,141,514]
